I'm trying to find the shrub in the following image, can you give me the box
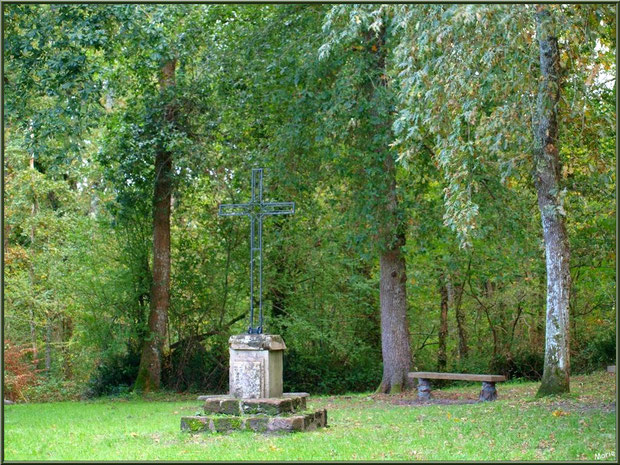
[162,338,228,393]
[572,330,616,374]
[23,378,83,403]
[283,348,382,394]
[490,351,544,381]
[83,349,141,398]
[3,340,41,402]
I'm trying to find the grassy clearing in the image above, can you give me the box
[3,371,616,461]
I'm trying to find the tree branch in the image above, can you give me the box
[170,312,246,350]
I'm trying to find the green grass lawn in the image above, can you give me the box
[3,371,616,461]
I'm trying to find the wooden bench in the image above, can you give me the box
[408,372,507,402]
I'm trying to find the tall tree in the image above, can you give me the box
[363,21,413,394]
[319,6,413,393]
[533,5,571,396]
[134,59,176,392]
[96,4,220,391]
[391,3,613,388]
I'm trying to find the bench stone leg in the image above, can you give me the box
[417,378,432,401]
[479,382,497,401]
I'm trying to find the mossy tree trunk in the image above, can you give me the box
[534,5,571,396]
[135,58,176,392]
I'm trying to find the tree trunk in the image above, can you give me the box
[135,58,176,392]
[452,275,469,360]
[370,24,413,394]
[438,273,449,371]
[28,152,38,364]
[534,5,571,396]
[45,317,52,374]
[62,317,73,379]
[376,150,412,394]
[269,220,288,329]
[377,235,412,394]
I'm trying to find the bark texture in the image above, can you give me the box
[135,59,176,392]
[376,150,413,394]
[534,6,571,396]
[438,273,449,371]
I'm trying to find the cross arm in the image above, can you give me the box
[260,202,295,216]
[219,203,251,216]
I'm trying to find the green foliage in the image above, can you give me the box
[572,330,617,374]
[284,347,382,395]
[22,377,83,403]
[162,338,229,393]
[84,349,141,398]
[3,3,615,399]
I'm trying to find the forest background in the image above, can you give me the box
[3,3,616,401]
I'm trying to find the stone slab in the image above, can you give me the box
[283,392,310,398]
[197,394,229,401]
[181,409,327,433]
[198,392,309,401]
[408,371,506,382]
[229,334,286,351]
[201,394,307,416]
[607,365,615,373]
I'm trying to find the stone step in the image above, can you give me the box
[181,409,327,433]
[200,394,308,416]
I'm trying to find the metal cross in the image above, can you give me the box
[218,168,295,334]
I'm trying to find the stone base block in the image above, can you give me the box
[199,393,309,416]
[199,392,308,416]
[181,409,327,433]
[229,334,286,399]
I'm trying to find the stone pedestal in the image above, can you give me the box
[229,334,285,399]
[182,334,327,434]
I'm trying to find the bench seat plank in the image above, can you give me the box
[408,372,506,382]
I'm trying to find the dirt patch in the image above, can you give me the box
[393,398,479,406]
[373,388,481,406]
